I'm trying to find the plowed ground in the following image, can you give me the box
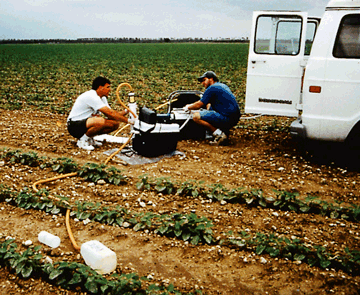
[0,109,359,295]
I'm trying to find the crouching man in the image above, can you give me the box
[184,71,241,145]
[67,76,134,151]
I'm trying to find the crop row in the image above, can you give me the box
[2,148,360,223]
[0,238,200,295]
[0,184,359,277]
[137,175,360,222]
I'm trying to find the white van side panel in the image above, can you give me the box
[302,11,360,141]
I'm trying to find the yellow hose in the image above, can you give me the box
[155,98,178,110]
[66,209,81,251]
[116,83,137,118]
[104,135,132,165]
[113,123,130,137]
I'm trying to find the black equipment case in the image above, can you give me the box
[132,107,180,157]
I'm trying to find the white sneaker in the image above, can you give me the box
[89,137,102,147]
[77,138,94,150]
[210,131,228,146]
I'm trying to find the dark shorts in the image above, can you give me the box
[199,110,241,132]
[67,118,88,139]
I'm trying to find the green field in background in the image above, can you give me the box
[0,43,249,113]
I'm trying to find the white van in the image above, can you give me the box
[244,0,360,145]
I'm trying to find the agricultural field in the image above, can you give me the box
[0,43,359,295]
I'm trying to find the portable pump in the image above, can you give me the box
[131,90,206,157]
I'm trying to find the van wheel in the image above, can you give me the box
[345,123,360,149]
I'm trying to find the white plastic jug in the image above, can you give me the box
[38,231,61,248]
[80,240,117,274]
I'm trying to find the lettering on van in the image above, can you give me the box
[258,98,292,105]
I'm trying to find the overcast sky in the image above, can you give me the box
[1,0,330,40]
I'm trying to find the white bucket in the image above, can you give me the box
[80,240,117,274]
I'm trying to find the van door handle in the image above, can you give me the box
[251,60,266,64]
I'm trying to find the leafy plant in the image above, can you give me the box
[78,163,127,185]
[1,149,46,167]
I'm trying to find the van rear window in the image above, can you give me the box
[333,14,360,58]
[255,15,303,55]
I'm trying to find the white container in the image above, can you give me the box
[128,93,138,120]
[80,240,117,274]
[128,95,137,132]
[38,231,61,248]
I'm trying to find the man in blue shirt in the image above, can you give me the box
[184,71,241,145]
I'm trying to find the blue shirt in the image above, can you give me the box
[200,82,240,117]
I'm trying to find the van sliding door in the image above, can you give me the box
[245,11,309,116]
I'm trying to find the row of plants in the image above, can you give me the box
[0,185,213,246]
[1,149,127,185]
[136,175,360,222]
[0,238,201,294]
[224,231,360,275]
[0,185,359,275]
[7,148,355,225]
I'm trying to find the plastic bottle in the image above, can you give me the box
[128,92,137,118]
[38,231,61,248]
[80,240,117,274]
[128,93,137,131]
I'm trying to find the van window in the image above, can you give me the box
[255,15,303,55]
[333,14,360,58]
[305,21,317,55]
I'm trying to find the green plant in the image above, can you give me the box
[47,157,79,173]
[177,180,205,197]
[136,174,176,194]
[78,163,127,185]
[1,149,46,167]
[155,213,213,245]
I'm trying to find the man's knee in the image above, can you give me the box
[192,112,201,123]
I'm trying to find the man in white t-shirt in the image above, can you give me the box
[67,76,133,150]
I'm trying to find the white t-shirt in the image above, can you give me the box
[67,89,110,122]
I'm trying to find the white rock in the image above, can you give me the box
[122,222,131,228]
[260,257,267,264]
[23,240,32,246]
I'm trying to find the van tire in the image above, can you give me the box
[345,122,360,148]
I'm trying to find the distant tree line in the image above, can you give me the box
[0,37,249,45]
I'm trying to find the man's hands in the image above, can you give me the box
[183,100,204,112]
[183,104,191,112]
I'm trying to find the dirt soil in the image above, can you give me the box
[0,109,359,295]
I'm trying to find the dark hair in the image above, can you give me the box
[92,76,111,90]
